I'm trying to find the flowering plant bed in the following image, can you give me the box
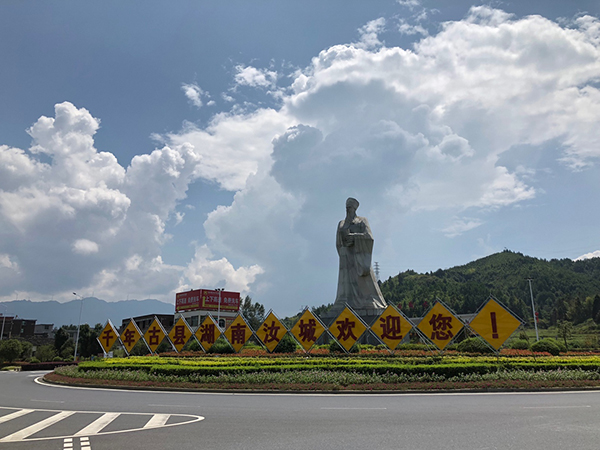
[45,353,600,392]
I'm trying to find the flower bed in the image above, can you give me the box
[45,353,600,392]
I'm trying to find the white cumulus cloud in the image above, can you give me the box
[0,102,266,302]
[574,250,600,261]
[234,65,278,89]
[3,7,600,316]
[181,82,209,108]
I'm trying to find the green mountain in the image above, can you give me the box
[380,250,600,326]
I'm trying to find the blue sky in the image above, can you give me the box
[1,0,600,316]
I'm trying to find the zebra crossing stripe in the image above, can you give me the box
[0,407,204,442]
[74,412,120,436]
[0,411,75,442]
[144,414,170,428]
[0,409,33,424]
[80,436,92,450]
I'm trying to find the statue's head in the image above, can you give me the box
[346,197,359,210]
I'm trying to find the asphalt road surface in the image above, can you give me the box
[1,371,600,450]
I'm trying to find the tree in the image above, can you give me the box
[556,320,573,351]
[54,327,70,352]
[0,339,22,363]
[60,339,75,360]
[311,303,333,318]
[36,344,57,362]
[77,324,102,358]
[241,296,265,331]
[19,340,33,360]
[129,339,150,356]
[593,294,600,323]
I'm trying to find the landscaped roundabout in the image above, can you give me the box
[45,348,600,392]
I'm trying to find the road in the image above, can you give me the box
[1,371,600,449]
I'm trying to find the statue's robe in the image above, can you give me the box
[334,216,387,310]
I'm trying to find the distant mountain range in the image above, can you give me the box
[0,297,174,328]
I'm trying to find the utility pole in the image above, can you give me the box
[526,278,539,342]
[0,315,5,341]
[374,262,380,281]
[73,293,84,360]
[215,288,224,330]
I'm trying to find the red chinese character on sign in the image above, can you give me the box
[261,321,281,344]
[102,329,114,347]
[122,328,136,347]
[429,313,453,340]
[379,315,403,340]
[199,323,216,344]
[147,326,161,346]
[172,325,187,345]
[298,319,317,343]
[231,323,247,345]
[335,317,357,341]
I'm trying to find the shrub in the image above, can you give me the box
[36,344,58,362]
[0,339,23,363]
[457,338,493,354]
[60,345,75,360]
[397,343,429,351]
[329,340,343,353]
[185,340,202,352]
[207,337,234,354]
[273,334,298,353]
[531,338,561,356]
[19,341,33,360]
[129,340,150,356]
[156,340,172,354]
[509,339,530,350]
[29,357,40,364]
[518,330,529,342]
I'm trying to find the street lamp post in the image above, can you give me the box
[8,315,18,339]
[215,288,224,330]
[526,278,539,342]
[73,293,84,360]
[0,303,7,340]
[0,315,5,341]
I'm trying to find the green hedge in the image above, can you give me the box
[78,359,600,379]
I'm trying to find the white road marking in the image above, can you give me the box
[0,410,75,442]
[144,414,170,428]
[0,409,33,424]
[148,404,201,408]
[74,412,119,435]
[80,435,92,450]
[0,406,204,443]
[64,436,91,450]
[321,407,387,410]
[523,405,592,409]
[31,399,65,403]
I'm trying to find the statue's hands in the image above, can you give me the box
[343,234,354,246]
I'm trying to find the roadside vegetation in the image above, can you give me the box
[46,346,600,391]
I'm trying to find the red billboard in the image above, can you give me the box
[175,289,241,313]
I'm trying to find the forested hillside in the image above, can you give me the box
[380,250,600,327]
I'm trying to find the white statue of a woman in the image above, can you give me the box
[334,197,387,310]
